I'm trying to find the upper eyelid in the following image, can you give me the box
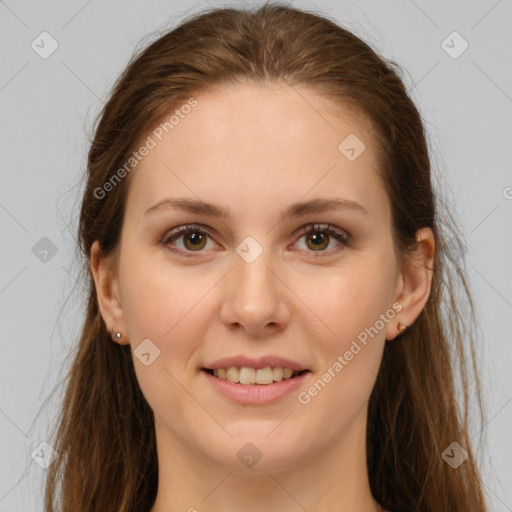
[296,223,349,238]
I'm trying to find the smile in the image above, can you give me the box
[204,366,309,385]
[201,367,311,405]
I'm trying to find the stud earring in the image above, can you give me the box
[397,321,407,334]
[109,327,122,340]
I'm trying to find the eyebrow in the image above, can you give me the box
[144,197,369,219]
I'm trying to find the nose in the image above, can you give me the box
[219,244,291,338]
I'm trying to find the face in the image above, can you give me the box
[96,83,407,474]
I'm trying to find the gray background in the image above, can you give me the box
[1,0,511,510]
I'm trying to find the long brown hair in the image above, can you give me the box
[43,2,489,510]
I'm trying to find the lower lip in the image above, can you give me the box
[202,370,310,405]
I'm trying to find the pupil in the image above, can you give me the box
[189,233,202,245]
[308,232,328,250]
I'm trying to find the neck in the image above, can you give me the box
[150,411,384,512]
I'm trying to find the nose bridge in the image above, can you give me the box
[220,235,289,333]
[234,236,279,304]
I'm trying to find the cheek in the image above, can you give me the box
[295,254,395,417]
[119,247,210,338]
[118,249,220,387]
[302,260,395,348]
[118,251,208,421]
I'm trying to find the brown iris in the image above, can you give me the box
[305,231,329,251]
[183,231,207,251]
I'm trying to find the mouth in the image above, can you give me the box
[201,365,312,405]
[201,366,311,385]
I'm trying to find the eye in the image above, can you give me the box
[292,223,350,257]
[160,224,217,256]
[161,222,350,258]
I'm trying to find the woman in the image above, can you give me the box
[44,3,488,511]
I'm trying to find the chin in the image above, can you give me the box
[202,428,309,474]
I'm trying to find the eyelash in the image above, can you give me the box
[160,223,350,258]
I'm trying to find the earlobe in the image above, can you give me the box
[386,227,435,341]
[90,240,130,345]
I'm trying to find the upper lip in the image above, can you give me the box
[203,355,310,372]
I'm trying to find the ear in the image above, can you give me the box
[385,227,435,341]
[90,240,130,345]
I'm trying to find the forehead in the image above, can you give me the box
[124,83,388,224]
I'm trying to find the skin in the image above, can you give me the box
[91,83,435,512]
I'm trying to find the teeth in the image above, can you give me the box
[283,368,293,379]
[255,367,273,384]
[226,367,239,383]
[239,367,256,384]
[273,367,283,381]
[211,366,302,385]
